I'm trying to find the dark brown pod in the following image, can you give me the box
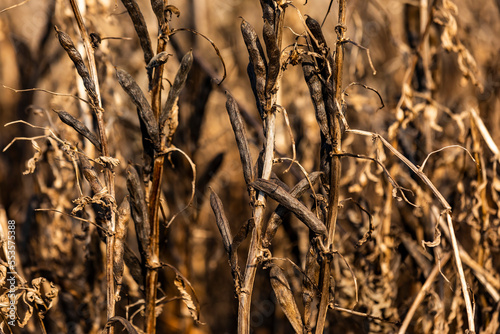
[120,0,154,64]
[116,68,160,151]
[56,110,102,151]
[150,0,165,27]
[302,61,331,144]
[225,91,253,185]
[241,19,267,119]
[262,19,281,96]
[160,50,194,136]
[263,172,323,247]
[269,264,304,334]
[55,27,98,107]
[210,189,233,254]
[126,166,151,262]
[252,179,326,236]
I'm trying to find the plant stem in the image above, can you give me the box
[68,1,116,333]
[238,112,277,334]
[145,12,170,334]
[316,0,346,332]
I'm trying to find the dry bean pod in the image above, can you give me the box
[225,91,253,185]
[55,27,98,107]
[262,20,281,97]
[252,179,326,236]
[120,0,154,64]
[241,19,267,119]
[56,110,102,151]
[126,166,151,262]
[302,61,331,144]
[263,172,323,247]
[269,264,304,334]
[116,68,160,151]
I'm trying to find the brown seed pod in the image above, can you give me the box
[210,189,242,292]
[55,110,102,151]
[262,19,281,97]
[259,0,275,27]
[263,172,323,247]
[241,19,267,119]
[225,91,253,186]
[79,154,103,194]
[269,264,304,334]
[116,68,160,151]
[305,15,328,53]
[209,189,233,254]
[160,50,193,143]
[54,27,98,106]
[120,0,154,65]
[146,51,171,91]
[252,179,326,236]
[303,245,320,331]
[114,197,130,292]
[126,166,151,262]
[302,60,331,144]
[150,0,165,28]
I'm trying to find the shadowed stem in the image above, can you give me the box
[67,1,116,333]
[145,26,169,334]
[316,0,346,332]
[238,112,277,334]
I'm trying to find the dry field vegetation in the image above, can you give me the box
[0,0,500,333]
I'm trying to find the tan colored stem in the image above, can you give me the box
[68,1,116,333]
[315,1,346,333]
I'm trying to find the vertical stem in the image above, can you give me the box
[145,9,170,333]
[68,1,116,333]
[316,1,346,332]
[238,112,277,334]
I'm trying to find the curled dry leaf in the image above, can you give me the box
[23,140,42,175]
[120,0,154,64]
[116,67,160,151]
[269,264,304,334]
[225,91,253,185]
[55,110,102,151]
[54,27,98,106]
